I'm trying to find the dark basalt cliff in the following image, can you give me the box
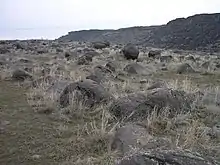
[58,13,220,52]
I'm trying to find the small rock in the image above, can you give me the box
[12,69,33,81]
[148,50,161,59]
[92,41,110,49]
[111,124,150,155]
[185,56,195,62]
[212,124,220,139]
[124,63,152,76]
[160,55,173,62]
[147,81,168,90]
[32,154,41,159]
[105,61,117,72]
[176,63,196,74]
[77,54,93,65]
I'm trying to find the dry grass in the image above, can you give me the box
[2,45,220,164]
[143,107,219,155]
[0,67,12,80]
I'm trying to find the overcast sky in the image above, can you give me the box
[1,0,220,39]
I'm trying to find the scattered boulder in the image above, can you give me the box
[176,63,196,74]
[86,74,102,84]
[56,48,63,53]
[0,47,10,54]
[185,56,195,62]
[215,63,220,68]
[12,69,33,81]
[64,52,71,60]
[41,67,51,76]
[18,58,32,63]
[160,55,173,62]
[47,79,111,107]
[47,81,75,107]
[84,50,100,57]
[147,81,168,90]
[110,93,147,121]
[105,61,117,72]
[142,88,192,115]
[14,42,25,50]
[37,49,48,54]
[201,61,211,69]
[32,76,56,88]
[124,63,152,76]
[73,79,112,107]
[94,65,112,76]
[148,50,161,59]
[201,91,220,106]
[92,41,110,49]
[122,44,139,60]
[77,54,93,65]
[110,88,192,121]
[117,150,219,165]
[212,124,220,139]
[178,55,185,62]
[111,124,150,155]
[0,57,8,66]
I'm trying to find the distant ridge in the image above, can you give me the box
[58,13,220,52]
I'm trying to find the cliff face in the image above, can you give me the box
[58,13,220,52]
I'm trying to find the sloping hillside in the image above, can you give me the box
[58,13,220,52]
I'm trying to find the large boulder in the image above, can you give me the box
[176,63,196,74]
[110,88,192,121]
[47,79,111,107]
[142,88,192,115]
[122,44,139,60]
[110,93,147,121]
[117,150,219,165]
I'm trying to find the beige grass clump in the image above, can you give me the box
[26,81,58,113]
[143,107,218,153]
[0,67,12,80]
[168,77,199,93]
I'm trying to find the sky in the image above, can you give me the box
[1,0,220,40]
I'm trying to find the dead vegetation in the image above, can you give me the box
[1,40,220,164]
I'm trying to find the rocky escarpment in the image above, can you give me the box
[58,13,220,52]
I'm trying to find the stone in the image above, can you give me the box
[47,79,111,107]
[124,63,152,76]
[117,150,219,165]
[111,124,150,155]
[12,69,33,81]
[92,41,110,49]
[110,88,192,121]
[148,50,161,59]
[122,44,139,60]
[176,63,196,74]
